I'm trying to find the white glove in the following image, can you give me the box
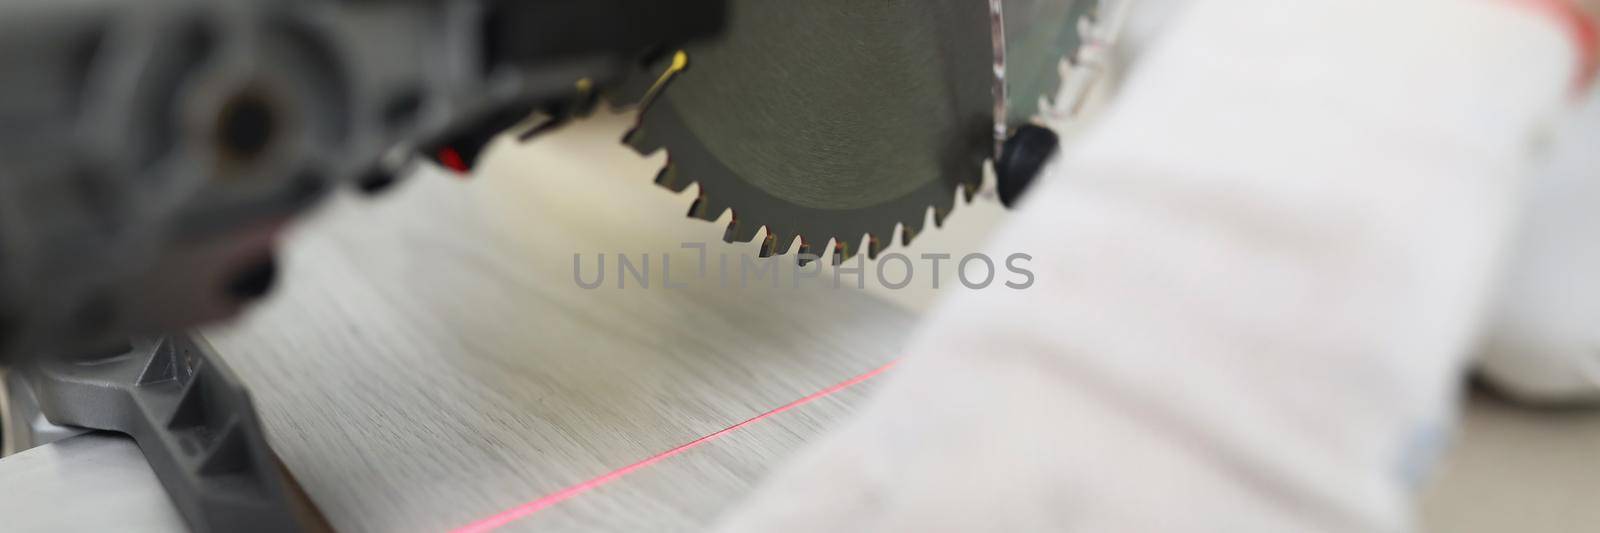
[1477,89,1600,404]
[715,1,1581,531]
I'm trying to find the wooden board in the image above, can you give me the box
[0,434,186,532]
[201,115,916,532]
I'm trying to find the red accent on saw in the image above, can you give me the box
[449,360,901,533]
[437,147,470,175]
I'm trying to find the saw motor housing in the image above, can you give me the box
[0,0,725,360]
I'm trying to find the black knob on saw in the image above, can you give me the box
[355,166,400,195]
[996,124,1059,208]
[227,254,279,302]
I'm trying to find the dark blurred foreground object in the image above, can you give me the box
[4,336,330,532]
[0,0,725,361]
[0,0,725,530]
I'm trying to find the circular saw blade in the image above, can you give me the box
[622,0,995,264]
[1000,0,1103,126]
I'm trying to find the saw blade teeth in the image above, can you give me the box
[723,214,762,243]
[938,182,967,227]
[623,125,663,155]
[759,230,779,258]
[687,191,728,222]
[616,3,1006,264]
[866,233,888,260]
[774,228,806,256]
[832,239,858,266]
[654,163,692,192]
[686,196,709,220]
[901,221,922,247]
[961,181,979,203]
[933,205,953,228]
[796,240,817,266]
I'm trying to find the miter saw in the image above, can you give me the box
[619,0,1117,265]
[0,0,1124,530]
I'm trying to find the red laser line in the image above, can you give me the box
[450,360,900,533]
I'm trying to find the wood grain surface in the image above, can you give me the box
[202,115,919,532]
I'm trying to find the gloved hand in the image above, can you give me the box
[1475,0,1600,404]
[715,0,1588,531]
[1476,89,1600,403]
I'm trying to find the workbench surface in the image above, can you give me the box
[201,116,918,532]
[3,116,1598,533]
